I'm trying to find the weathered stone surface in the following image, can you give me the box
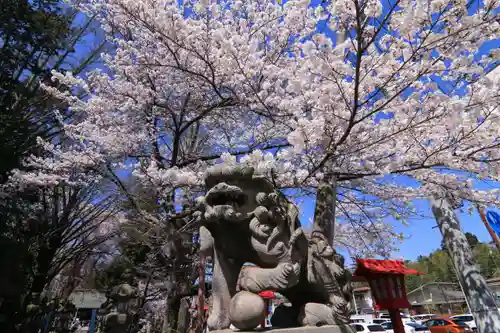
[298,303,337,326]
[195,165,353,330]
[229,291,265,330]
[211,324,356,333]
[102,283,137,333]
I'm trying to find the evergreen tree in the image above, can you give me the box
[406,233,500,293]
[441,232,480,251]
[0,2,109,331]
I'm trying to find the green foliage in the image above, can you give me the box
[405,250,455,293]
[473,243,500,278]
[440,232,479,251]
[405,233,500,292]
[0,0,74,181]
[0,2,109,332]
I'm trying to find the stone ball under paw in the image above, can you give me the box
[229,291,265,330]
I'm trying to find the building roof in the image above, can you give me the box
[486,276,500,285]
[354,259,423,276]
[407,282,466,306]
[407,282,460,296]
[439,289,466,300]
[410,299,466,306]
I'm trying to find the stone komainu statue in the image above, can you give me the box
[194,165,353,330]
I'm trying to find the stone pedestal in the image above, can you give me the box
[211,325,355,333]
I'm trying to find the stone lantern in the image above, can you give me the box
[354,259,422,333]
[103,283,137,333]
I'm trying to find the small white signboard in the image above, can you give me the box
[69,290,107,309]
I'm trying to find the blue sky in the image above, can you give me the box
[295,171,500,261]
[395,205,494,259]
[297,196,498,261]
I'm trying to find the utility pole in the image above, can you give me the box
[430,195,500,333]
[476,205,500,250]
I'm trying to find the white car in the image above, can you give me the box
[450,314,477,331]
[379,313,412,320]
[351,318,367,323]
[351,314,373,323]
[381,321,431,333]
[351,323,386,332]
[375,314,415,324]
[410,314,435,325]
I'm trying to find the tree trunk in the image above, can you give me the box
[162,297,171,333]
[0,238,29,333]
[163,295,182,333]
[312,174,337,247]
[60,257,84,300]
[28,244,58,300]
[430,195,500,333]
[196,256,206,333]
[177,297,191,333]
[21,245,56,325]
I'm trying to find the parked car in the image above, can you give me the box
[402,317,417,324]
[351,314,372,323]
[406,322,432,333]
[374,315,415,324]
[379,313,411,319]
[381,321,431,333]
[351,323,387,332]
[450,314,477,332]
[379,313,392,320]
[379,313,409,319]
[351,318,367,323]
[411,314,436,325]
[422,318,473,333]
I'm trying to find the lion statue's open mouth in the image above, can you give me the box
[205,182,247,207]
[202,182,249,223]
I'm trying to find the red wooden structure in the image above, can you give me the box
[354,259,422,333]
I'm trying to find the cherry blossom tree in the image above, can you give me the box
[15,0,500,259]
[24,184,123,298]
